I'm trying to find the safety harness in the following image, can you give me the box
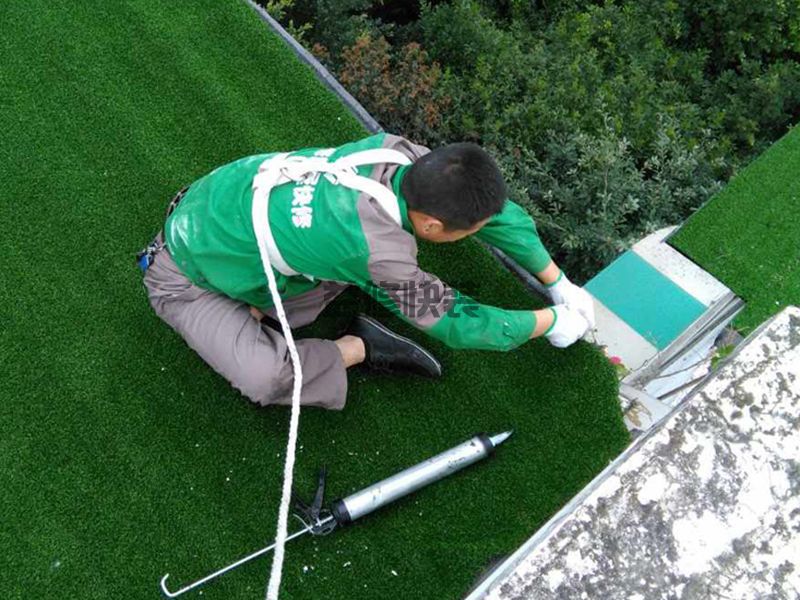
[251,147,411,277]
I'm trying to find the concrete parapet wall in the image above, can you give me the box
[478,307,800,600]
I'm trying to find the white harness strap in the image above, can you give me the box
[336,169,404,225]
[252,148,411,278]
[252,153,299,277]
[255,146,411,600]
[332,147,413,170]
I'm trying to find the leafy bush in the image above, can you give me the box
[668,0,800,69]
[263,0,800,281]
[330,33,452,142]
[494,114,723,277]
[263,0,313,42]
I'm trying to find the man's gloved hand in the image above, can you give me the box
[544,304,590,348]
[546,271,596,329]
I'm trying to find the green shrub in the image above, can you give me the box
[264,0,313,42]
[493,114,722,280]
[334,33,453,142]
[667,0,800,69]
[418,0,508,75]
[708,59,800,152]
[263,0,800,280]
[268,0,384,57]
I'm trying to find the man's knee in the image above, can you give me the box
[231,354,346,409]
[231,358,292,407]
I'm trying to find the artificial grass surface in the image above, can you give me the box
[671,126,800,334]
[0,2,628,598]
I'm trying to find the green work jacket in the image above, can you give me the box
[165,132,552,351]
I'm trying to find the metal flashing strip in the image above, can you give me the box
[487,246,549,298]
[246,0,383,134]
[625,291,744,389]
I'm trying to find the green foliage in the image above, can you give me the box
[494,114,723,278]
[418,0,507,75]
[267,0,800,280]
[711,344,736,370]
[666,0,800,69]
[273,0,387,58]
[264,0,313,42]
[708,58,800,151]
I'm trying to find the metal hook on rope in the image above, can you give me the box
[159,470,338,598]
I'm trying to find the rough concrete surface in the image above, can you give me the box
[484,307,800,600]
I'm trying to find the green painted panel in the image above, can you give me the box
[586,251,706,349]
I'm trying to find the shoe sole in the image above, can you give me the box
[357,315,442,376]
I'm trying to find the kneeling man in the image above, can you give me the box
[139,133,593,410]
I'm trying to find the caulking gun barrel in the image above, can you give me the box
[330,431,512,524]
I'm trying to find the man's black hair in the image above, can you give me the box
[400,142,508,230]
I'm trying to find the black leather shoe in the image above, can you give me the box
[346,315,442,378]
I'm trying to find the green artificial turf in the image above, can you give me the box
[671,126,800,334]
[0,2,628,598]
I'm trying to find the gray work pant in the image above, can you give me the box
[142,236,349,410]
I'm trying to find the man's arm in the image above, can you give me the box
[473,199,561,284]
[342,178,584,349]
[354,254,555,351]
[474,199,595,329]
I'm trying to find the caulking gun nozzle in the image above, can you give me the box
[488,430,513,448]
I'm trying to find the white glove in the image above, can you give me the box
[547,271,596,329]
[545,304,590,348]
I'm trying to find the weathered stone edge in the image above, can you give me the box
[465,306,796,599]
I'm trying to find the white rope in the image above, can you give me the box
[253,147,410,600]
[252,174,304,600]
[263,275,302,600]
